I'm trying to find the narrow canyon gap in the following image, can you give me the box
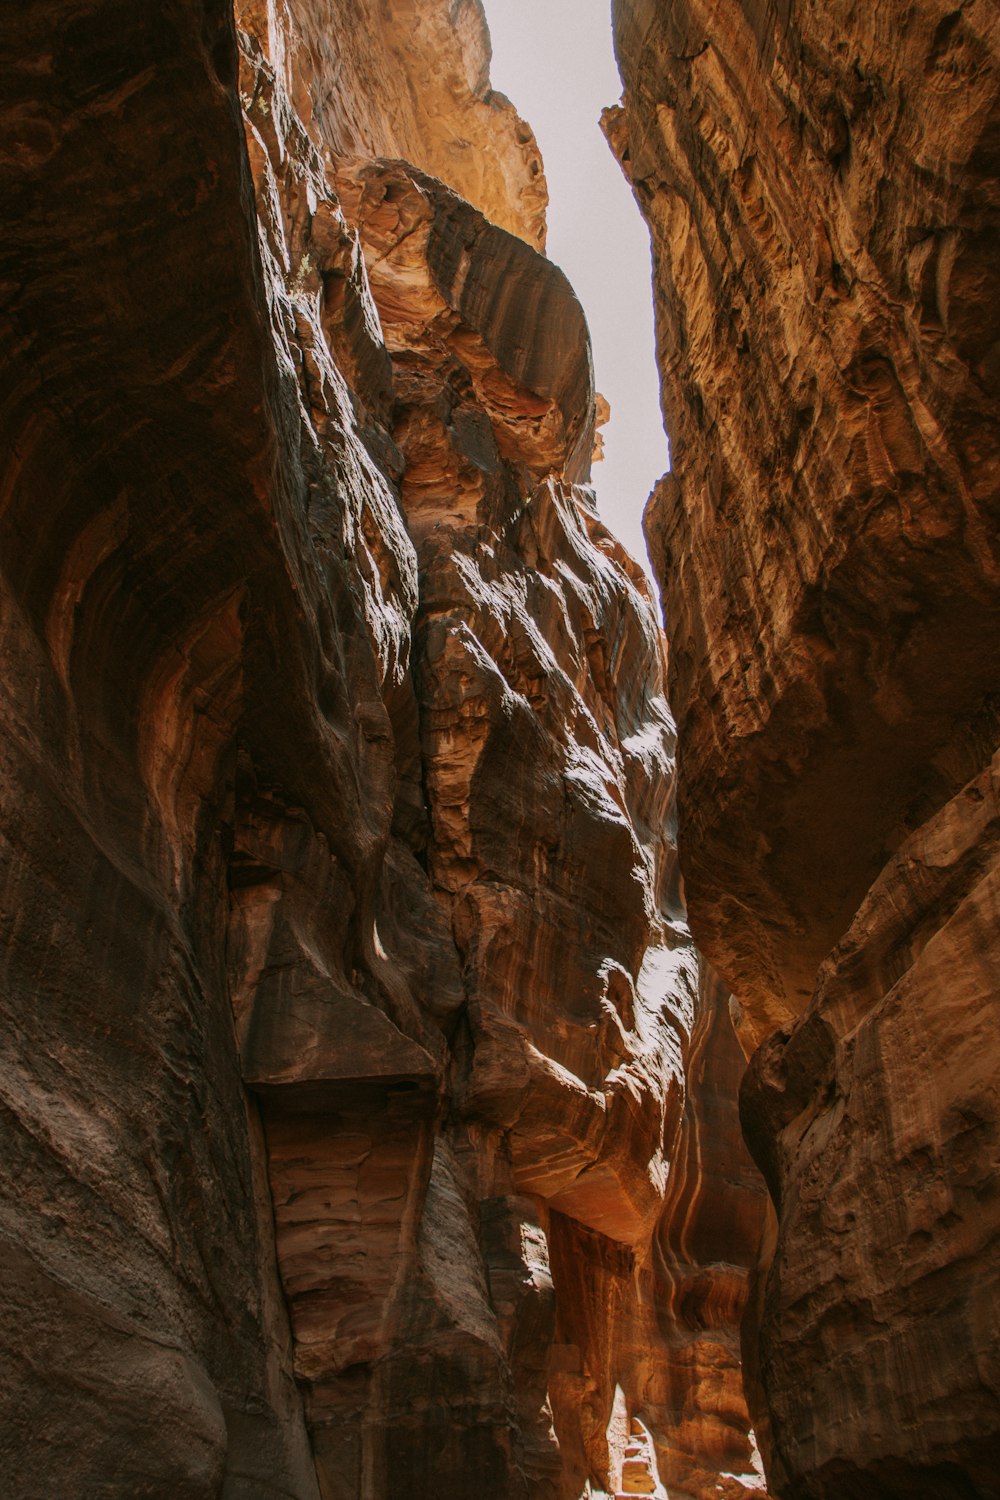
[481,0,669,574]
[0,5,997,1500]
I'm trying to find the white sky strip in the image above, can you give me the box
[481,0,668,576]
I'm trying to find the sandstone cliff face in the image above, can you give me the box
[238,0,547,248]
[611,0,1000,1494]
[740,751,1000,1498]
[0,2,765,1497]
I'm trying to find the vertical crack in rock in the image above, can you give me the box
[612,0,1000,1494]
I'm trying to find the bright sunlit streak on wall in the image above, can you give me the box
[481,0,668,580]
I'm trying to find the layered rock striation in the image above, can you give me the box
[611,0,1000,1494]
[1,2,765,1498]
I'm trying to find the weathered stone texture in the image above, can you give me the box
[612,0,1000,1493]
[741,750,1000,1497]
[1,1,765,1497]
[236,0,547,248]
[611,0,1000,1033]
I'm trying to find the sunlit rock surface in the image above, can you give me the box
[0,1,765,1497]
[611,0,1000,1493]
[237,0,547,249]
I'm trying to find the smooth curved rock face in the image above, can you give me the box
[335,157,596,485]
[0,1,766,1497]
[612,0,1000,1494]
[651,968,769,1500]
[541,965,769,1500]
[0,4,326,1495]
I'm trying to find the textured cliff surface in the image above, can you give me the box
[0,1,765,1497]
[611,0,1000,1494]
[741,752,1000,1498]
[237,0,547,248]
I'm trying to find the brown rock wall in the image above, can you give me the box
[612,0,1000,1493]
[611,0,1000,1033]
[543,970,769,1500]
[740,750,1000,1496]
[0,5,329,1496]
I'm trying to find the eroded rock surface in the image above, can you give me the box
[238,0,547,248]
[612,0,1000,1493]
[741,752,1000,1498]
[1,1,765,1497]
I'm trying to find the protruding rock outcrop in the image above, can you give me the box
[611,0,1000,1493]
[236,0,547,248]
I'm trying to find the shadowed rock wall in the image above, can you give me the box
[0,2,766,1497]
[610,0,1000,1494]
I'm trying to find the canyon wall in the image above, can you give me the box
[610,1,1000,1495]
[0,2,766,1498]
